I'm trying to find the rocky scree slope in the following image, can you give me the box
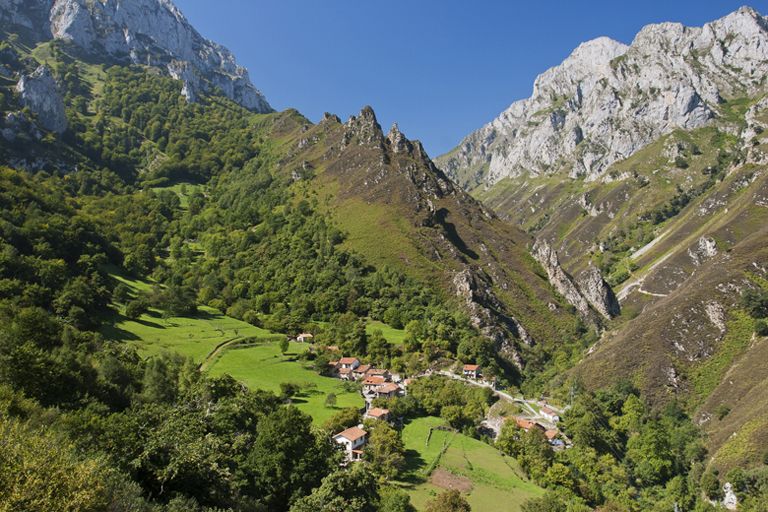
[437,6,768,188]
[0,0,271,112]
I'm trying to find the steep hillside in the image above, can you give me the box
[265,107,587,370]
[438,5,768,473]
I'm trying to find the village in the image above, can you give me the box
[293,333,569,463]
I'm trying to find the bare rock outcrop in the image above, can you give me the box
[532,239,619,323]
[576,265,621,319]
[532,239,595,323]
[15,65,67,134]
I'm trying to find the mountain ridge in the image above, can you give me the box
[437,5,768,188]
[0,0,272,112]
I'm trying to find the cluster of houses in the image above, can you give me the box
[509,401,566,449]
[327,356,406,401]
[327,356,406,461]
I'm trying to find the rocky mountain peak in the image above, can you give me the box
[343,106,385,147]
[0,0,272,112]
[438,6,768,188]
[531,36,628,99]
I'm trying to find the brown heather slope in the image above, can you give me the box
[266,107,585,370]
[573,171,768,469]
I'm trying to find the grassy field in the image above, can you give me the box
[103,306,276,362]
[103,271,278,362]
[399,417,543,511]
[207,341,364,424]
[366,320,406,345]
[151,182,204,209]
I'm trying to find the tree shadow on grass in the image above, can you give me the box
[133,317,166,329]
[101,323,141,341]
[194,309,220,320]
[401,449,428,484]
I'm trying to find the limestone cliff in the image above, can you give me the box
[15,65,67,134]
[438,7,768,187]
[0,0,272,112]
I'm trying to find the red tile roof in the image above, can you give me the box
[545,429,559,440]
[367,368,388,375]
[363,376,386,385]
[354,364,371,374]
[463,364,480,371]
[513,417,536,430]
[338,367,353,375]
[339,357,359,365]
[377,383,400,394]
[541,406,559,416]
[335,426,367,442]
[367,407,390,418]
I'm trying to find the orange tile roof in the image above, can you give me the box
[513,417,536,430]
[545,429,559,440]
[339,357,359,365]
[354,364,371,373]
[363,376,386,385]
[463,364,480,371]
[367,368,388,375]
[338,367,353,375]
[377,383,400,394]
[367,407,390,418]
[335,426,367,442]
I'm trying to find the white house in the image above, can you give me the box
[540,406,560,423]
[362,375,387,394]
[462,364,481,379]
[338,357,361,370]
[352,364,371,380]
[333,425,367,462]
[296,333,314,343]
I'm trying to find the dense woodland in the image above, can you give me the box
[0,39,767,511]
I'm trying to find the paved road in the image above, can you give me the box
[432,370,563,425]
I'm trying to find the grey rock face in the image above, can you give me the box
[532,239,595,323]
[576,265,621,319]
[439,7,768,186]
[532,239,619,323]
[1,0,271,112]
[15,65,67,134]
[452,268,526,367]
[688,236,718,266]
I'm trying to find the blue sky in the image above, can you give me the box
[175,1,767,156]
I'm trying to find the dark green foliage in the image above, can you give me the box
[124,298,149,319]
[365,422,406,479]
[289,463,381,512]
[424,489,471,512]
[322,407,360,434]
[379,488,417,512]
[512,382,707,509]
[741,288,768,319]
[407,375,495,431]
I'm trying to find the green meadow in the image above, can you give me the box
[399,417,543,512]
[366,319,407,345]
[207,341,364,424]
[103,271,278,362]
